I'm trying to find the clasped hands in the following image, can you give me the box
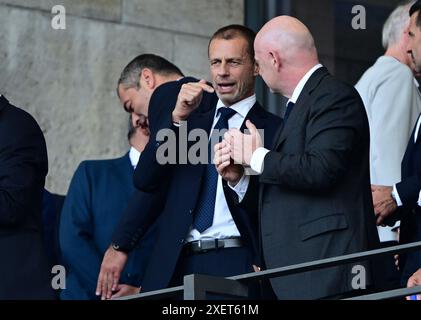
[371,185,398,226]
[214,120,262,185]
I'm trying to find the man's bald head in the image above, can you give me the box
[254,16,319,97]
[256,16,318,66]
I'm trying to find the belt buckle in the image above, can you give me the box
[197,239,218,252]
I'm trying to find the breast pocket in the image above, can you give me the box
[299,213,348,241]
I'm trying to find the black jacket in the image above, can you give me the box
[256,68,380,299]
[0,95,54,299]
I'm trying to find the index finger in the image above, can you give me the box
[193,81,214,93]
[96,271,103,296]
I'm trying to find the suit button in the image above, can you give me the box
[155,142,160,148]
[189,209,193,214]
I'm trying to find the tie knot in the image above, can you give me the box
[217,107,237,121]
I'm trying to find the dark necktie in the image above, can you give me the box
[193,107,237,233]
[284,101,295,123]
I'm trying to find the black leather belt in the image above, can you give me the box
[183,238,243,255]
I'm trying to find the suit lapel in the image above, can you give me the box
[402,113,421,177]
[275,67,329,150]
[240,102,263,130]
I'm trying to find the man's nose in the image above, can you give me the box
[217,61,229,76]
[131,113,141,128]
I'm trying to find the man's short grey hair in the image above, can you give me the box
[382,0,416,49]
[117,54,183,95]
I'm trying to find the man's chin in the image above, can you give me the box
[216,92,236,104]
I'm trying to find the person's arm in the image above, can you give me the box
[0,113,47,227]
[110,188,167,252]
[59,162,103,299]
[395,173,421,208]
[134,80,214,192]
[260,91,363,191]
[366,68,417,185]
[97,185,167,300]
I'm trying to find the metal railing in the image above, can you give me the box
[119,241,421,300]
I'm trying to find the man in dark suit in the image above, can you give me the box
[223,16,380,299]
[372,1,421,289]
[0,95,54,299]
[59,116,157,299]
[96,25,282,300]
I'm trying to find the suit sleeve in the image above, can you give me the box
[0,113,47,227]
[134,82,180,192]
[366,67,418,185]
[260,90,363,191]
[396,173,421,207]
[111,186,167,252]
[59,162,102,299]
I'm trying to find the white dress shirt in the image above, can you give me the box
[393,113,421,207]
[129,146,141,169]
[250,64,323,174]
[187,94,256,242]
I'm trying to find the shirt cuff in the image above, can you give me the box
[228,174,250,202]
[392,184,403,207]
[418,189,421,207]
[250,147,270,174]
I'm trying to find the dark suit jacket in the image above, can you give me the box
[0,95,54,299]
[59,154,156,299]
[397,113,421,285]
[257,67,380,299]
[42,189,65,269]
[111,78,282,292]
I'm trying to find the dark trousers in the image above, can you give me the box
[376,241,402,291]
[170,246,257,299]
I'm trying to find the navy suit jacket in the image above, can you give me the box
[0,95,54,299]
[397,113,421,284]
[111,78,282,292]
[59,153,156,299]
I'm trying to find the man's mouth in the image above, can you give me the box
[217,82,236,93]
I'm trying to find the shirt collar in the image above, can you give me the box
[129,147,141,169]
[215,94,256,119]
[415,114,421,144]
[288,64,323,104]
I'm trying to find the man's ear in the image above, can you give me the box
[270,51,282,72]
[140,68,156,90]
[253,61,259,76]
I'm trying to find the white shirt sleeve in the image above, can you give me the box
[228,174,250,202]
[250,147,270,174]
[392,184,403,207]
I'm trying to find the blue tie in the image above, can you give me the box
[193,107,237,233]
[284,101,295,123]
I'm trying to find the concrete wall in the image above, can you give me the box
[0,0,244,194]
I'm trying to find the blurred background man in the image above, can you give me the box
[59,115,155,300]
[355,0,421,290]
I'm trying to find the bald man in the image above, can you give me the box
[218,16,380,299]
